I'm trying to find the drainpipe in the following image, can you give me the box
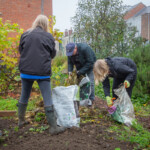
[148,12,149,42]
[41,0,44,14]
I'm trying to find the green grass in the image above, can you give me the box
[109,121,150,149]
[134,104,150,117]
[0,97,37,111]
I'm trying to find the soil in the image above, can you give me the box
[0,97,149,150]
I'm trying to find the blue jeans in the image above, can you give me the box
[87,71,95,101]
[19,78,52,107]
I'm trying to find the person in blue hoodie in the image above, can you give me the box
[18,15,65,135]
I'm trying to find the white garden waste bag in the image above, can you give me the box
[52,85,80,128]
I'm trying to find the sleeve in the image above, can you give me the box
[50,40,56,59]
[102,76,110,97]
[78,47,95,75]
[115,63,135,82]
[68,57,74,72]
[18,35,23,54]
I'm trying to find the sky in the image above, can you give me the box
[53,0,150,32]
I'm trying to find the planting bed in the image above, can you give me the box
[0,98,149,150]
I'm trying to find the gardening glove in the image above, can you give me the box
[111,97,116,102]
[124,80,130,88]
[68,72,72,80]
[106,96,113,107]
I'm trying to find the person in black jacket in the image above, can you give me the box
[93,57,137,106]
[18,15,65,135]
[66,43,96,105]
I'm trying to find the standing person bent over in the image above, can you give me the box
[18,15,65,135]
[66,43,96,105]
[93,57,137,107]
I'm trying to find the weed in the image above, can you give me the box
[29,126,49,133]
[34,112,45,122]
[19,136,23,139]
[14,126,19,132]
[3,144,8,147]
[3,129,9,137]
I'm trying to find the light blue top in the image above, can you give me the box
[20,73,50,79]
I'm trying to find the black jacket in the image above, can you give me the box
[68,43,96,75]
[19,27,56,76]
[102,57,137,97]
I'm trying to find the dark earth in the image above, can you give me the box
[0,97,150,150]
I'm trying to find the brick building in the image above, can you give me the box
[124,2,150,41]
[0,0,53,31]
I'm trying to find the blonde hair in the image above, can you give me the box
[32,15,49,32]
[93,59,109,85]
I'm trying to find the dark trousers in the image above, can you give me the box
[19,78,52,107]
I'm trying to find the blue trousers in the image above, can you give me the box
[19,78,52,107]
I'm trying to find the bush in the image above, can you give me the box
[127,44,150,101]
[0,18,23,95]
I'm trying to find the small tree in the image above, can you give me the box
[49,16,63,43]
[72,0,140,58]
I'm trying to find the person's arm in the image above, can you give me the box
[68,57,74,72]
[102,76,110,97]
[18,35,23,54]
[49,37,56,59]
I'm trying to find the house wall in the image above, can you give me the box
[126,16,141,37]
[124,3,146,20]
[141,13,150,40]
[0,0,52,31]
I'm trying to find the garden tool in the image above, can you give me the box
[44,105,66,135]
[17,102,29,128]
[124,80,130,88]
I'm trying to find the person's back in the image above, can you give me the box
[19,27,56,76]
[111,57,136,69]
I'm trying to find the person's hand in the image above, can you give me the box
[106,96,113,106]
[124,80,130,88]
[68,72,72,80]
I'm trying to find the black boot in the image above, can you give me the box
[44,106,66,135]
[17,102,29,128]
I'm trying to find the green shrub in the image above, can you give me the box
[127,44,150,102]
[0,18,23,94]
[52,56,67,67]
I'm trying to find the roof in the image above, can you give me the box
[134,6,150,17]
[127,2,144,12]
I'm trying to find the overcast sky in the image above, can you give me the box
[53,0,150,32]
